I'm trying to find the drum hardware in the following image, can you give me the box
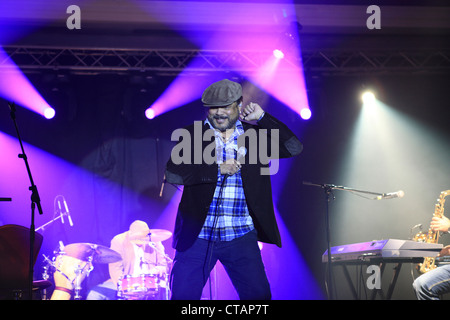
[148,241,173,263]
[40,255,53,300]
[115,230,173,300]
[147,241,173,300]
[159,269,171,300]
[47,242,121,300]
[36,196,73,232]
[36,211,67,232]
[73,256,93,300]
[42,230,172,300]
[117,273,160,299]
[49,252,93,300]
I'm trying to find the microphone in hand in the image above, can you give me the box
[220,147,247,176]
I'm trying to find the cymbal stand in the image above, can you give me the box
[148,242,173,300]
[73,256,93,300]
[303,181,383,300]
[148,242,174,264]
[39,255,53,300]
[73,266,83,300]
[8,102,44,299]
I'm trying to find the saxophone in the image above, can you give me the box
[414,190,450,274]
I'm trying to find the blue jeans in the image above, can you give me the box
[413,264,450,300]
[170,230,271,300]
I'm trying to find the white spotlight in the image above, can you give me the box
[44,107,56,119]
[145,108,155,120]
[273,49,285,59]
[362,91,376,105]
[300,108,311,120]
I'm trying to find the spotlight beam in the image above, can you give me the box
[137,1,310,121]
[0,46,54,118]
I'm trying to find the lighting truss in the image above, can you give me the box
[1,45,449,76]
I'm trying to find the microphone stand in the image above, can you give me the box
[36,213,65,232]
[303,181,383,300]
[8,102,44,300]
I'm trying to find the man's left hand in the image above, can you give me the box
[430,216,450,233]
[240,102,264,121]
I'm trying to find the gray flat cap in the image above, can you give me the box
[201,79,242,107]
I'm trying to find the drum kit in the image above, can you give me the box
[42,229,173,300]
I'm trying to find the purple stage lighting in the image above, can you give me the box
[145,108,155,120]
[273,49,285,59]
[145,68,224,119]
[0,47,55,119]
[137,1,310,120]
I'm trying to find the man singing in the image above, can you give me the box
[165,79,303,299]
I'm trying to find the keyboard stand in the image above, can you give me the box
[331,257,424,300]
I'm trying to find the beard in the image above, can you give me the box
[207,112,239,132]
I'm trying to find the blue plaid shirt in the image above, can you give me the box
[198,119,254,241]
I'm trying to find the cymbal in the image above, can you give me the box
[149,229,172,242]
[64,243,122,264]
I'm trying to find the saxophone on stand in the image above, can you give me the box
[413,190,450,274]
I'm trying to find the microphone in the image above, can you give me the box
[8,101,16,118]
[57,200,64,224]
[376,190,405,200]
[222,147,247,180]
[63,198,74,227]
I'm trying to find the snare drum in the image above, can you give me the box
[117,274,159,299]
[50,254,91,300]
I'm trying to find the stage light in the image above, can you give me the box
[0,47,54,119]
[43,107,56,119]
[145,108,155,119]
[362,91,376,105]
[137,2,310,123]
[146,73,223,120]
[273,49,285,59]
[300,107,311,120]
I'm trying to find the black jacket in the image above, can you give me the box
[165,112,303,251]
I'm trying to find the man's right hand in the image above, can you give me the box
[220,159,241,176]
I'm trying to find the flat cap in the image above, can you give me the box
[201,79,242,107]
